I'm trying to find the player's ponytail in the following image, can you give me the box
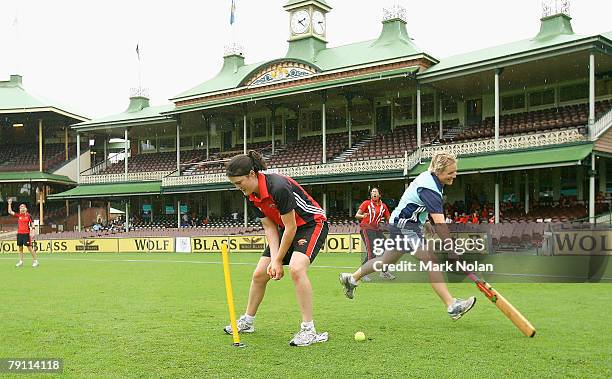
[225,150,267,177]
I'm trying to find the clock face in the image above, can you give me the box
[291,9,310,35]
[312,10,325,35]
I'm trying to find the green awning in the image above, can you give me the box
[0,171,75,185]
[48,181,161,200]
[410,143,593,176]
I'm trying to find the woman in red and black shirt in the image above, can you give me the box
[224,151,329,347]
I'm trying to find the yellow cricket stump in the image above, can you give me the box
[221,244,245,348]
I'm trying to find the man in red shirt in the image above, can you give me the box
[355,187,394,280]
[8,199,38,268]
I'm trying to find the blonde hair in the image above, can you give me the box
[428,152,457,175]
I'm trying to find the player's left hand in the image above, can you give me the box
[267,260,284,280]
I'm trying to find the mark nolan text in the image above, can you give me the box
[374,260,494,273]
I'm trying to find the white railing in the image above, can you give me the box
[163,156,408,187]
[80,171,171,184]
[590,108,612,140]
[422,128,585,158]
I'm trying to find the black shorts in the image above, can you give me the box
[17,233,31,247]
[262,221,329,265]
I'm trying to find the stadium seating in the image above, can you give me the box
[448,100,612,142]
[0,143,76,172]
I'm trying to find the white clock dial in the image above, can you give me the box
[291,10,310,35]
[312,10,325,35]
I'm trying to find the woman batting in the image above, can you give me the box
[340,152,476,320]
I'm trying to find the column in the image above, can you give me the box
[271,106,276,155]
[495,175,500,224]
[552,168,561,202]
[322,191,327,214]
[589,52,595,126]
[205,116,210,159]
[346,93,353,147]
[38,119,43,172]
[177,199,181,228]
[322,92,327,163]
[125,201,129,232]
[439,95,443,138]
[124,128,129,181]
[495,68,501,151]
[243,108,247,154]
[176,119,181,174]
[38,186,44,226]
[77,202,82,231]
[64,127,69,161]
[416,83,422,148]
[76,133,81,184]
[103,138,108,165]
[589,154,596,223]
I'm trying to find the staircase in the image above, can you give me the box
[333,137,372,162]
[590,107,612,140]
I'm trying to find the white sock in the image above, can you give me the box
[244,314,255,323]
[350,276,358,285]
[302,320,314,330]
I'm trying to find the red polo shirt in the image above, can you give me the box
[13,212,33,234]
[248,173,326,228]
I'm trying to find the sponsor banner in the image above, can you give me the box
[324,234,362,253]
[0,239,84,254]
[118,238,174,253]
[191,236,267,253]
[73,238,119,253]
[176,237,192,253]
[553,230,612,255]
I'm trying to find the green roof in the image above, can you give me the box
[72,97,174,130]
[168,66,418,113]
[172,19,429,101]
[410,143,593,176]
[48,181,161,200]
[421,14,594,77]
[0,75,88,121]
[0,171,75,185]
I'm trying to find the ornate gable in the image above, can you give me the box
[243,61,319,88]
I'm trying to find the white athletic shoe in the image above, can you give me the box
[32,261,39,268]
[15,261,23,268]
[289,323,328,347]
[448,297,477,320]
[339,273,358,299]
[379,270,396,280]
[223,315,255,335]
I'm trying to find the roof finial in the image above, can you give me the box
[130,87,149,98]
[224,42,244,57]
[542,0,570,18]
[383,3,407,23]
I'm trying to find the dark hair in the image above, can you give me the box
[226,150,267,177]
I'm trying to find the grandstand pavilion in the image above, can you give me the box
[0,74,89,234]
[45,0,611,236]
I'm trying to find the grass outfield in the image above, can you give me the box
[1,253,610,378]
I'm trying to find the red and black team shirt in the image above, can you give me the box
[358,199,390,230]
[248,173,326,227]
[13,212,32,234]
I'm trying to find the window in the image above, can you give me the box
[421,93,434,117]
[442,98,458,114]
[529,89,555,107]
[501,94,525,111]
[309,111,322,132]
[326,108,346,130]
[272,116,282,136]
[560,83,589,102]
[180,136,192,149]
[394,97,412,121]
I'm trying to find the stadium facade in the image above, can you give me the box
[2,0,611,234]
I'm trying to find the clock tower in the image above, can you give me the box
[284,0,331,61]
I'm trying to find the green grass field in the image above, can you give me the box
[1,253,610,378]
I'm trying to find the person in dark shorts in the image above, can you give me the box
[355,187,394,281]
[8,198,39,268]
[223,150,329,347]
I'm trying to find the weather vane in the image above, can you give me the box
[542,0,570,18]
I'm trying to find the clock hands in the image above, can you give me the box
[298,18,306,26]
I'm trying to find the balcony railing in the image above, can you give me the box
[80,171,170,184]
[590,108,612,140]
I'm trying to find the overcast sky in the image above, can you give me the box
[0,0,610,119]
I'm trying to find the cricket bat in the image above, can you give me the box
[466,272,536,337]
